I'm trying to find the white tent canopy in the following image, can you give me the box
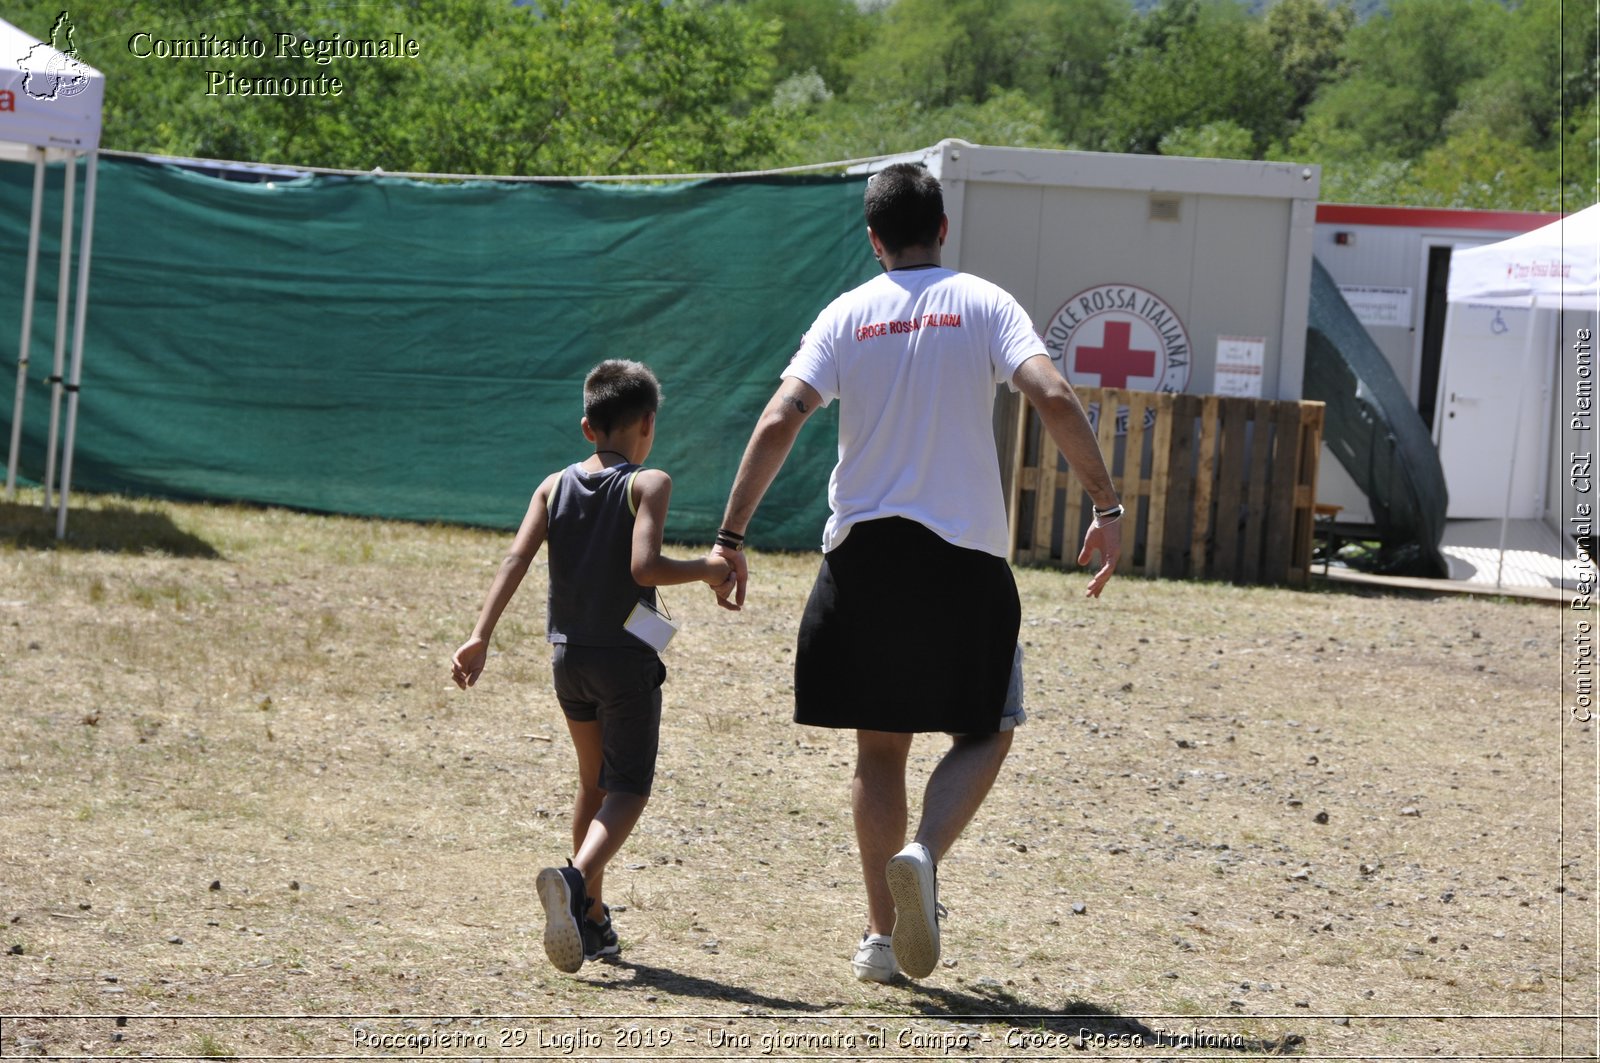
[1447,203,1600,311]
[1443,203,1600,586]
[0,13,104,539]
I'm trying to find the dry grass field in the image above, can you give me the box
[0,492,1593,1061]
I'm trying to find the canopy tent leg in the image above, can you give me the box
[1493,295,1539,590]
[42,155,76,512]
[5,147,46,498]
[56,151,99,541]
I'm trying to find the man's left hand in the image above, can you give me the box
[1078,518,1121,598]
[711,542,747,610]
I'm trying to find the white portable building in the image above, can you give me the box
[889,141,1321,404]
[1309,204,1567,525]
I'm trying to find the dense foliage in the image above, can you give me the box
[12,0,1595,209]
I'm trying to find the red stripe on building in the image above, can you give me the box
[1315,203,1561,232]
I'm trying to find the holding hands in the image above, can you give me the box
[708,541,744,610]
[707,526,747,611]
[454,549,733,693]
[706,551,739,609]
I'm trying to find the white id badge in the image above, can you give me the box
[623,598,678,652]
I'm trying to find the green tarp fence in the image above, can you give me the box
[0,156,874,549]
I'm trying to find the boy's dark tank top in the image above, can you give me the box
[545,462,655,647]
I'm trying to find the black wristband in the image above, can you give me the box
[714,534,744,551]
[1092,503,1124,524]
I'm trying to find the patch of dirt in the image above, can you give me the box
[0,495,1589,1059]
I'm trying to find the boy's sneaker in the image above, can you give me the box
[886,842,941,979]
[583,904,619,961]
[851,932,896,983]
[535,864,587,973]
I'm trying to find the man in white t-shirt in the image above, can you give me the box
[708,162,1122,983]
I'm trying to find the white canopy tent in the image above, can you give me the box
[1447,203,1600,310]
[1443,203,1600,587]
[0,15,104,539]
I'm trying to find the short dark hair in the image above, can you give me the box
[864,163,943,255]
[583,359,660,433]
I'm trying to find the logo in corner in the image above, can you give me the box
[19,11,93,102]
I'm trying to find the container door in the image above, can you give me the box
[1433,303,1549,518]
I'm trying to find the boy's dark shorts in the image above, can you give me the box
[551,643,665,797]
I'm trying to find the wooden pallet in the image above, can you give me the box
[1009,387,1326,586]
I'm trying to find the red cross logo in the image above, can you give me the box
[1075,320,1157,389]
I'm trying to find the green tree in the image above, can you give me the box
[1403,127,1560,210]
[1262,0,1354,126]
[841,0,1126,147]
[738,0,870,97]
[1092,0,1291,156]
[494,0,780,175]
[1289,0,1510,162]
[845,0,1027,108]
[11,0,781,176]
[1562,98,1600,210]
[1031,0,1130,147]
[769,88,1059,166]
[1289,0,1594,211]
[1311,156,1417,207]
[1434,0,1595,176]
[1159,119,1255,159]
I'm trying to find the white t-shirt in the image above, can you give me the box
[783,267,1044,557]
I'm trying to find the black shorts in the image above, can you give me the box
[794,517,1022,734]
[551,643,665,796]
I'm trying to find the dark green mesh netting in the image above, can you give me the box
[0,156,875,548]
[1305,256,1450,577]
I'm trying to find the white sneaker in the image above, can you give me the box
[851,933,896,983]
[886,842,941,979]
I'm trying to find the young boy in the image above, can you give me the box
[450,359,734,973]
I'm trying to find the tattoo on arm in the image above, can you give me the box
[784,392,810,415]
